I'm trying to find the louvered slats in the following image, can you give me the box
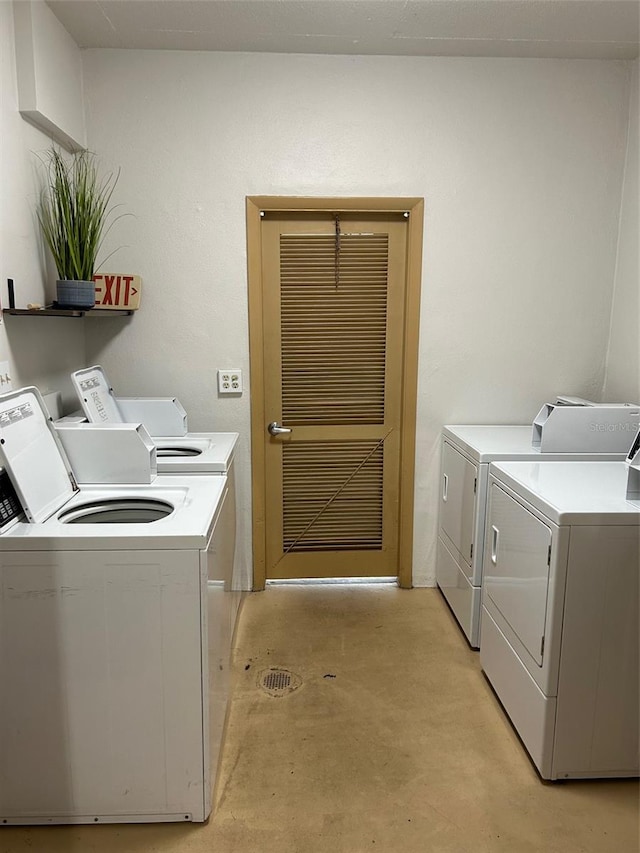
[282,442,383,551]
[280,233,388,425]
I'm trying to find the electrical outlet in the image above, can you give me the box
[217,369,243,395]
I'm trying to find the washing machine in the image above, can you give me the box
[480,460,639,780]
[68,364,238,475]
[0,387,235,824]
[65,364,243,624]
[436,416,639,648]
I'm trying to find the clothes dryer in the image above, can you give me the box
[436,424,636,648]
[480,460,639,780]
[0,387,234,824]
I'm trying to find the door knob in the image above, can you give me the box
[268,421,292,436]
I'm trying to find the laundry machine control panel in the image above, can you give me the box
[0,468,24,531]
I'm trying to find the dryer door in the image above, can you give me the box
[484,484,551,667]
[439,440,477,572]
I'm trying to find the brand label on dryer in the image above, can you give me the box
[0,402,34,427]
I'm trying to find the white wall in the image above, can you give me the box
[80,51,631,587]
[0,1,85,407]
[603,60,639,404]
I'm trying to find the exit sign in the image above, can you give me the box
[92,274,142,310]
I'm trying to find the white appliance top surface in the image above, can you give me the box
[0,475,226,550]
[490,461,640,525]
[154,432,238,472]
[443,425,625,462]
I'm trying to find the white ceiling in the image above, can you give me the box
[46,0,640,59]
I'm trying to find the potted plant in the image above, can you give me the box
[37,147,122,309]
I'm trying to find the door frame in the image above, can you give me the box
[246,196,424,590]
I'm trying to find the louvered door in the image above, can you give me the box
[261,214,407,579]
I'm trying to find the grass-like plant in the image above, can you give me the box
[37,147,122,281]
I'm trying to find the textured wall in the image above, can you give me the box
[603,60,639,404]
[81,51,632,586]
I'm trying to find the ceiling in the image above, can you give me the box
[46,0,640,59]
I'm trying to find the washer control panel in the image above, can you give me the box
[0,467,24,532]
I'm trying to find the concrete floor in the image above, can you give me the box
[1,585,638,853]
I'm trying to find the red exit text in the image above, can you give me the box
[92,274,142,310]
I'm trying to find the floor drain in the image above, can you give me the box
[259,668,302,697]
[264,670,291,691]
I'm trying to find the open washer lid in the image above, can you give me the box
[71,364,123,424]
[0,387,78,522]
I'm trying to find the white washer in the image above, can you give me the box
[66,364,243,616]
[0,387,234,824]
[480,460,639,780]
[436,425,633,648]
[69,364,238,474]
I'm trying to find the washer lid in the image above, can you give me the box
[71,364,123,424]
[154,432,238,472]
[0,387,77,522]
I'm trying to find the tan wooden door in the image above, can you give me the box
[248,198,423,588]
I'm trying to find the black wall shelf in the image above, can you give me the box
[4,281,134,318]
[3,308,133,318]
